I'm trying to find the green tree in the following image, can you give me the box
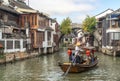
[58,17,72,43]
[60,17,72,34]
[82,15,96,34]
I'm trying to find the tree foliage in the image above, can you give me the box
[60,17,72,35]
[82,15,96,33]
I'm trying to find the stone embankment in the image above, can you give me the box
[0,52,39,65]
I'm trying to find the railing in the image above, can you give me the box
[43,41,52,47]
[0,39,27,53]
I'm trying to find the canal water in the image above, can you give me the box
[0,48,120,81]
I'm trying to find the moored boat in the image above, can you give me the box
[58,57,98,73]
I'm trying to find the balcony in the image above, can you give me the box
[43,41,52,47]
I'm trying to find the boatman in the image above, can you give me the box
[74,37,85,64]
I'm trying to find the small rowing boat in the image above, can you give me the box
[58,57,98,73]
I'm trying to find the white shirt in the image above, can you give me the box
[75,46,80,51]
[75,46,80,55]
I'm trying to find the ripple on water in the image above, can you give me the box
[0,50,120,81]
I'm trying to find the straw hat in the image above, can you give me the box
[76,42,80,46]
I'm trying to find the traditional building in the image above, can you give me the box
[95,8,120,56]
[0,0,28,53]
[95,9,113,51]
[13,0,60,54]
[103,9,120,56]
[0,0,60,54]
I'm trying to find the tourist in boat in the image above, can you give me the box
[86,49,91,64]
[67,48,72,62]
[90,49,95,63]
[84,36,94,64]
[75,52,81,64]
[71,53,76,63]
[85,48,96,64]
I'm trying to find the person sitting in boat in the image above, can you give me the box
[71,53,76,63]
[85,48,95,64]
[90,49,95,63]
[86,49,91,64]
[67,48,72,62]
[75,52,81,64]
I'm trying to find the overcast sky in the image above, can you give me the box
[25,0,120,24]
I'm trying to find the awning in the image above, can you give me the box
[37,27,54,31]
[106,13,120,20]
[111,14,120,18]
[106,28,120,33]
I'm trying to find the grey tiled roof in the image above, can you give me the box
[0,0,35,14]
[12,0,34,10]
[38,26,54,31]
[45,26,54,31]
[0,5,19,14]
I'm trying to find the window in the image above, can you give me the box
[111,32,120,40]
[35,15,37,25]
[47,31,51,41]
[32,15,34,25]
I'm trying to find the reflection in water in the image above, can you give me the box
[0,48,120,81]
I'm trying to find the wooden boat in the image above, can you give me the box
[58,57,98,73]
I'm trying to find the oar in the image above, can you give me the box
[62,56,76,76]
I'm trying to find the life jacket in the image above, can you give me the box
[67,50,72,56]
[86,50,90,56]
